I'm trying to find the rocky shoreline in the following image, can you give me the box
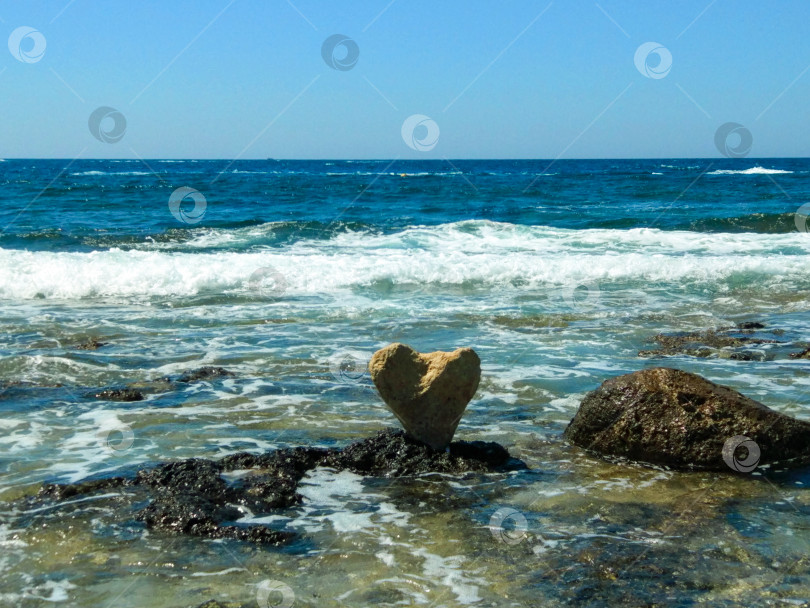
[8,338,810,608]
[21,338,810,545]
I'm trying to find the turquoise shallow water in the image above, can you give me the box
[1,158,810,606]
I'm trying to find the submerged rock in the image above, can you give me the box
[74,338,108,350]
[638,327,780,360]
[736,321,766,330]
[176,366,235,383]
[39,476,132,501]
[369,343,481,450]
[564,367,810,471]
[125,378,174,394]
[30,429,520,545]
[87,366,238,402]
[90,388,144,402]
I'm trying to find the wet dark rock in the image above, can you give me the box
[727,351,767,361]
[176,366,235,383]
[136,459,227,496]
[33,428,520,545]
[655,329,775,349]
[90,388,144,402]
[789,347,810,360]
[564,367,810,470]
[638,346,714,359]
[446,439,512,466]
[638,327,781,360]
[222,446,332,511]
[736,321,766,330]
[132,458,294,544]
[138,493,240,536]
[321,429,517,476]
[220,445,331,473]
[110,366,236,400]
[74,338,108,350]
[38,476,132,501]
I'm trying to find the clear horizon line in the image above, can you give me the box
[1,156,808,161]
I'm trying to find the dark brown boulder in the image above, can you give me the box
[564,367,810,471]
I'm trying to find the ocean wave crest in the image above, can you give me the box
[70,171,153,176]
[0,221,808,300]
[707,166,794,175]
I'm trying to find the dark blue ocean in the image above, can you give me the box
[1,159,807,255]
[1,158,810,607]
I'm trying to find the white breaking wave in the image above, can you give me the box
[707,166,794,175]
[0,221,808,299]
[70,170,152,176]
[324,171,461,176]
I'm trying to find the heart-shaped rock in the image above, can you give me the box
[368,343,481,450]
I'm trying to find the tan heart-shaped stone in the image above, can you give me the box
[368,343,481,450]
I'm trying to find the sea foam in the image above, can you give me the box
[707,166,794,175]
[0,222,808,300]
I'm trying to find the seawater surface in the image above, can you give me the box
[1,158,810,607]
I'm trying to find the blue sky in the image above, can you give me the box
[2,0,810,159]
